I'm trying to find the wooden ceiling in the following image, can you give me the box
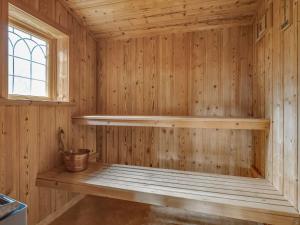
[63,0,258,39]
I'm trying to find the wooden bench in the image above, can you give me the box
[72,115,270,130]
[36,163,299,225]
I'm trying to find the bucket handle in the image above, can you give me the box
[58,128,66,153]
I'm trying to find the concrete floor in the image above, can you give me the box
[49,196,261,225]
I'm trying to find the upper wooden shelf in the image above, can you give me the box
[72,115,270,130]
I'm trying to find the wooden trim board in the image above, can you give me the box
[72,115,270,130]
[36,163,300,225]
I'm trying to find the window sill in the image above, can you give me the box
[0,98,76,106]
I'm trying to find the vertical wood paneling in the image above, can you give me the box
[70,20,82,152]
[143,36,159,168]
[6,107,20,199]
[264,7,273,182]
[97,26,254,176]
[283,0,298,206]
[39,0,55,21]
[253,32,266,177]
[38,106,56,219]
[298,0,300,212]
[0,108,6,194]
[173,33,189,171]
[0,1,97,225]
[19,106,39,224]
[132,38,145,166]
[0,107,19,197]
[78,26,88,151]
[254,0,299,209]
[86,34,97,157]
[55,0,68,30]
[54,106,70,209]
[202,29,222,174]
[2,0,300,221]
[189,32,205,172]
[96,41,107,162]
[106,40,120,163]
[272,0,284,193]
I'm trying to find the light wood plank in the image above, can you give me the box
[37,163,300,225]
[96,27,256,177]
[73,115,270,130]
[62,0,258,39]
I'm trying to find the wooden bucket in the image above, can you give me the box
[62,149,90,172]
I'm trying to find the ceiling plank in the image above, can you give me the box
[63,0,258,39]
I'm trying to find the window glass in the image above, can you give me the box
[8,24,49,97]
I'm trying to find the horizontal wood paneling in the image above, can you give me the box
[97,26,255,177]
[0,0,97,225]
[63,0,258,39]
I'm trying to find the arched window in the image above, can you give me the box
[8,24,49,97]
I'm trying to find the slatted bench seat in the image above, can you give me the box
[36,163,300,225]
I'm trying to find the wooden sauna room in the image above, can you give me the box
[1,0,300,225]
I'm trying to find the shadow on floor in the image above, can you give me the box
[50,196,261,225]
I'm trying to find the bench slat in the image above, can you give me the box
[36,163,300,225]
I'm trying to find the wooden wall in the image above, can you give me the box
[2,0,300,223]
[0,0,97,225]
[253,0,299,209]
[97,25,255,177]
